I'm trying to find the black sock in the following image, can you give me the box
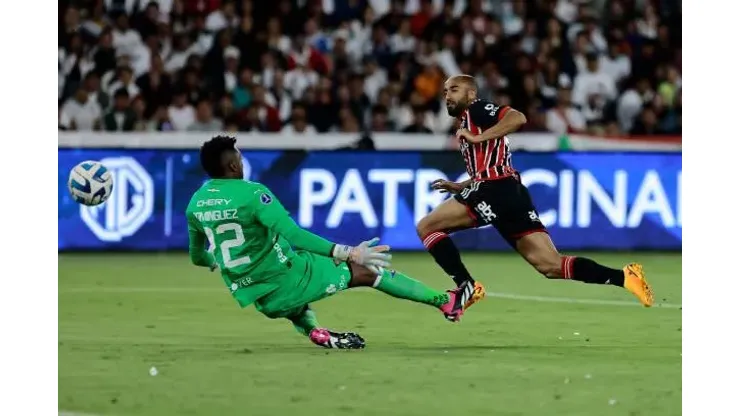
[422,232,474,287]
[563,256,624,286]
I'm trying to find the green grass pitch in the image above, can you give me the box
[59,252,681,416]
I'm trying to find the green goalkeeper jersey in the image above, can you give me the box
[185,179,337,306]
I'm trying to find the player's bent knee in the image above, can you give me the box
[416,215,436,238]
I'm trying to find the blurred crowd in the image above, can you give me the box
[59,0,682,137]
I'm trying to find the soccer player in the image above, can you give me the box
[417,75,654,321]
[186,136,457,349]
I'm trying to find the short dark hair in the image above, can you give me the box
[200,135,237,178]
[292,101,307,112]
[114,88,129,99]
[371,104,388,116]
[448,74,478,91]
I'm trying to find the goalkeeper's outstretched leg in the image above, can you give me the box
[287,305,366,350]
[343,263,466,323]
[284,262,468,350]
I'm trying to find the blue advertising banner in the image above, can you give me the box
[58,150,681,251]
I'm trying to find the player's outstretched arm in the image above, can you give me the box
[186,212,217,270]
[251,186,390,271]
[431,177,473,194]
[462,106,527,144]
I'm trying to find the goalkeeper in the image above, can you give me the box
[186,136,462,349]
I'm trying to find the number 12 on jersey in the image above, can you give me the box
[204,222,251,269]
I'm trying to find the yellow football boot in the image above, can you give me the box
[623,263,654,307]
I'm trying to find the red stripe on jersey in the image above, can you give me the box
[466,109,485,175]
[483,139,493,174]
[460,105,517,181]
[475,144,485,175]
[495,137,506,172]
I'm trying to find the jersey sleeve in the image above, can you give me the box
[250,184,336,257]
[186,210,216,268]
[467,100,511,131]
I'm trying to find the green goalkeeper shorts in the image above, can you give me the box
[253,250,352,319]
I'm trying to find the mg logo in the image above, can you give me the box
[80,157,154,242]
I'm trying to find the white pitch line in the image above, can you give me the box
[59,411,101,416]
[489,292,681,309]
[60,287,681,309]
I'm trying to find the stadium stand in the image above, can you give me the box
[58,0,681,137]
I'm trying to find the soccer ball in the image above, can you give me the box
[68,160,114,206]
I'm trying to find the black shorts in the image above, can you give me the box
[453,175,547,247]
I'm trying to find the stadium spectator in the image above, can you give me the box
[545,87,587,135]
[137,54,172,118]
[83,72,111,112]
[103,89,137,131]
[602,42,632,87]
[132,96,148,131]
[188,99,224,132]
[617,77,654,133]
[108,65,141,99]
[281,103,317,134]
[148,106,175,131]
[219,46,240,95]
[60,32,96,100]
[57,0,681,138]
[572,52,617,127]
[363,57,388,104]
[390,18,417,54]
[60,6,81,45]
[284,58,320,101]
[165,34,196,74]
[266,70,294,123]
[248,84,282,132]
[110,13,144,67]
[370,105,393,132]
[630,106,663,136]
[168,90,196,131]
[205,0,239,32]
[232,68,254,110]
[402,105,434,134]
[60,87,102,131]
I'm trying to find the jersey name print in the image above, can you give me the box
[459,98,517,180]
[186,179,297,282]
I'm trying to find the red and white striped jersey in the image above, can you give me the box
[458,99,516,180]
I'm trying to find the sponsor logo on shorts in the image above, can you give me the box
[475,201,497,223]
[460,181,481,200]
[528,210,541,223]
[325,284,337,294]
[231,276,254,291]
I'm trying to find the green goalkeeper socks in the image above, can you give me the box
[373,269,449,308]
[289,306,320,336]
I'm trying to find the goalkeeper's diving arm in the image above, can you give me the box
[256,197,356,261]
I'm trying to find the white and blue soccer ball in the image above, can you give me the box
[68,160,114,206]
